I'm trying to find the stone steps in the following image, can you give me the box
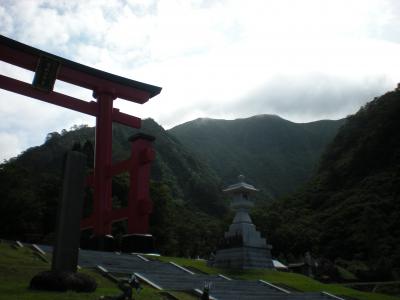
[210,293,331,300]
[199,280,287,299]
[36,245,339,300]
[139,272,226,290]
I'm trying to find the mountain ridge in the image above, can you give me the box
[175,114,340,127]
[169,114,344,199]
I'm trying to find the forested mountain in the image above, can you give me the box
[0,119,228,256]
[170,115,343,199]
[1,86,399,281]
[258,88,400,280]
[0,113,342,258]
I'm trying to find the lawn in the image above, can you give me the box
[0,242,166,300]
[2,242,399,300]
[151,255,400,300]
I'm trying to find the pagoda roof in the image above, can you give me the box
[223,175,259,193]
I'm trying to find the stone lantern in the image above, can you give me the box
[212,175,274,269]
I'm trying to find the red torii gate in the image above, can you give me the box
[0,35,161,240]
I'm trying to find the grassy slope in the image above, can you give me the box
[152,255,400,300]
[2,243,398,300]
[0,243,162,300]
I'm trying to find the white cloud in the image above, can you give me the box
[1,0,400,158]
[0,132,22,162]
[0,61,94,157]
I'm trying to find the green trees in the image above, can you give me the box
[3,90,399,280]
[261,89,400,280]
[0,119,228,257]
[170,115,343,199]
[0,161,59,240]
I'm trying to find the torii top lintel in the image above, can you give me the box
[0,35,161,103]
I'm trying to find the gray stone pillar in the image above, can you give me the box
[52,151,86,273]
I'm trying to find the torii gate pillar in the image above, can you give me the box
[93,91,115,236]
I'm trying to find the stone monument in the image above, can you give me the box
[212,175,274,269]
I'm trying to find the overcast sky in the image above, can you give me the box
[1,0,400,161]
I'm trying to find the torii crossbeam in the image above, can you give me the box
[0,35,161,239]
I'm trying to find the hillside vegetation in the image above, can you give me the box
[0,120,227,257]
[3,90,398,283]
[258,89,400,281]
[0,115,338,258]
[170,115,343,199]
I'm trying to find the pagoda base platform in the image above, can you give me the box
[212,246,274,269]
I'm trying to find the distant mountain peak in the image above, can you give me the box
[195,117,214,122]
[189,114,285,124]
[248,114,282,119]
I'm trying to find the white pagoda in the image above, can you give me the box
[212,175,274,269]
